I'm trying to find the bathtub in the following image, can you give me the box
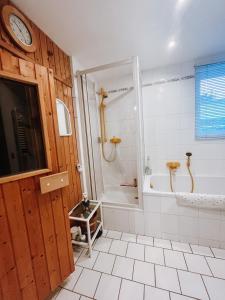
[143,175,225,248]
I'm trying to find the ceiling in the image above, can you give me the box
[12,0,225,72]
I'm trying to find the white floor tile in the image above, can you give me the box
[121,232,136,243]
[133,260,155,286]
[60,266,82,290]
[80,297,92,300]
[155,265,180,293]
[154,238,172,249]
[212,247,225,259]
[191,244,214,257]
[170,293,196,300]
[178,270,209,299]
[171,241,192,253]
[93,252,115,274]
[184,253,212,276]
[74,269,101,298]
[112,256,134,279]
[145,246,164,265]
[206,257,225,279]
[76,249,98,269]
[119,279,144,300]
[107,230,122,239]
[126,243,144,261]
[109,240,128,256]
[95,273,121,300]
[94,237,112,252]
[144,285,170,300]
[56,289,80,300]
[137,235,153,246]
[203,276,225,300]
[164,249,187,270]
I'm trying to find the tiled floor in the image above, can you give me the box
[50,230,225,300]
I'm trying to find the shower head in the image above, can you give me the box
[99,88,108,99]
[186,152,192,157]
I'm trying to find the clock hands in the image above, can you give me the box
[11,16,31,44]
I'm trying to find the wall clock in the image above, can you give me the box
[1,5,37,53]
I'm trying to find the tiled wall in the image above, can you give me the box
[142,61,225,176]
[143,194,225,248]
[103,196,225,248]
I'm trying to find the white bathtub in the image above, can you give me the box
[143,175,225,248]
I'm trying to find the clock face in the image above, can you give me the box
[9,14,32,46]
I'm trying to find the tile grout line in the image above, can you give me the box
[93,271,103,299]
[200,274,211,300]
[176,268,182,295]
[182,251,189,271]
[72,266,84,291]
[111,252,117,276]
[204,256,214,278]
[117,277,123,300]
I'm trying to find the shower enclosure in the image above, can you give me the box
[76,57,144,207]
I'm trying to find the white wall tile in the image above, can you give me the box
[144,212,161,237]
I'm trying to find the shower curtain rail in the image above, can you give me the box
[95,74,194,95]
[76,58,133,76]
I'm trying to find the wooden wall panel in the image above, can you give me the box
[2,182,38,299]
[19,178,51,300]
[0,0,82,298]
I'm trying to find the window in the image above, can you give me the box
[0,77,48,178]
[195,62,225,139]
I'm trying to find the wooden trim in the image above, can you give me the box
[36,75,52,172]
[0,69,38,83]
[40,171,69,194]
[1,5,37,53]
[0,40,73,87]
[0,69,52,184]
[0,39,33,62]
[0,169,50,184]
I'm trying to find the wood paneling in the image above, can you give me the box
[0,1,82,299]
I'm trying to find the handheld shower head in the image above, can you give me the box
[186,152,192,157]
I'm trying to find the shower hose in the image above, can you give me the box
[169,164,194,193]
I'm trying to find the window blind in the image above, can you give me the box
[195,61,225,139]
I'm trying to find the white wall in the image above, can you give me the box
[142,61,225,177]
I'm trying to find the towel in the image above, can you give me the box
[175,192,225,210]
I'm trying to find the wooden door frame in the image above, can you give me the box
[0,69,52,183]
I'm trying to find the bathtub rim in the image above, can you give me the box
[143,174,225,198]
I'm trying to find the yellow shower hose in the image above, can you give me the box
[99,88,117,163]
[187,158,194,193]
[168,158,194,193]
[169,169,175,192]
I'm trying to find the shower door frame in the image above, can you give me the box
[76,57,144,208]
